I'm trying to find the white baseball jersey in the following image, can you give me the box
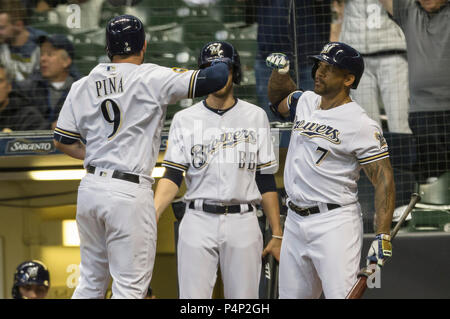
[162,98,277,298]
[162,99,277,204]
[54,63,199,176]
[284,90,389,207]
[54,62,199,299]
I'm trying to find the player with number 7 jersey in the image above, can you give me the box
[266,42,395,299]
[52,15,230,299]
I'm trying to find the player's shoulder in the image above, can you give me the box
[236,98,264,113]
[171,100,204,121]
[299,90,318,102]
[236,98,272,122]
[350,100,379,124]
[67,75,89,93]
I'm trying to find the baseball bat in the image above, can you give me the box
[345,193,421,299]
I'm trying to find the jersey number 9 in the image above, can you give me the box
[101,99,122,139]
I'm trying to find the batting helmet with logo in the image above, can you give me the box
[106,15,146,60]
[12,260,50,299]
[308,42,364,89]
[198,41,242,85]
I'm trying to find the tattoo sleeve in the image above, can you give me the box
[362,158,396,234]
[267,69,297,104]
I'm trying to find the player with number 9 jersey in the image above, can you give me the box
[53,15,230,299]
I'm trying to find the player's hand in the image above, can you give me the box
[266,53,290,74]
[262,237,282,262]
[210,57,232,67]
[367,233,392,268]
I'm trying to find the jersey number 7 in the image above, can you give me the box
[315,146,329,165]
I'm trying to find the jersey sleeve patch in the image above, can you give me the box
[162,160,189,172]
[54,127,81,144]
[358,151,389,165]
[171,67,188,73]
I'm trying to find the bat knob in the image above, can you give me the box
[357,267,374,278]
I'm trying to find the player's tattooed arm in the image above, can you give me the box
[362,158,396,234]
[267,70,297,118]
[53,140,85,160]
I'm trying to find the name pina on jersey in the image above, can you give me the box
[293,118,341,144]
[95,76,124,98]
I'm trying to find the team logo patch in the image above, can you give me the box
[375,131,387,149]
[171,67,188,73]
[27,266,39,279]
[321,43,338,54]
[206,42,224,58]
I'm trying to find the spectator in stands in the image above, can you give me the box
[247,0,331,122]
[379,0,450,183]
[0,0,47,81]
[333,0,411,135]
[0,63,48,131]
[17,34,79,129]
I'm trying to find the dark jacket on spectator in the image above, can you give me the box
[0,91,48,131]
[16,69,80,124]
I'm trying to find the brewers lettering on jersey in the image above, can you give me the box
[154,41,283,299]
[53,15,230,299]
[266,42,395,299]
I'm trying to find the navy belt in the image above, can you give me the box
[288,201,341,217]
[87,165,140,184]
[189,202,253,214]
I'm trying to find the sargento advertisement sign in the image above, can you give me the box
[5,139,55,154]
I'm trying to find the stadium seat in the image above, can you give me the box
[145,40,196,68]
[73,43,108,76]
[418,172,450,205]
[215,0,248,26]
[180,17,229,53]
[30,23,70,35]
[99,1,127,27]
[138,0,187,28]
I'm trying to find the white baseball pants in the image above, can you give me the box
[177,207,263,299]
[71,171,157,299]
[279,203,363,299]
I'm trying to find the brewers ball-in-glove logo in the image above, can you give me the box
[321,43,338,54]
[206,43,224,58]
[375,131,387,150]
[26,266,39,281]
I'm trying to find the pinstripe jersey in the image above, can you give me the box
[284,90,389,207]
[162,99,277,204]
[54,63,199,177]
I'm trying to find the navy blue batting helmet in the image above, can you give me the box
[309,42,364,89]
[12,260,50,299]
[106,15,145,60]
[198,41,242,85]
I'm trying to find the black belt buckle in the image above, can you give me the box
[288,201,318,216]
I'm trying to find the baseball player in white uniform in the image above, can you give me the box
[154,41,283,299]
[266,42,395,298]
[53,15,230,299]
